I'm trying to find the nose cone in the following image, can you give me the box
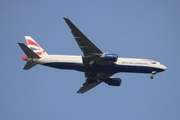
[162,65,167,71]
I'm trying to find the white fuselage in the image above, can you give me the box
[30,55,166,74]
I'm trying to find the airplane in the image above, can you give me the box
[18,17,167,94]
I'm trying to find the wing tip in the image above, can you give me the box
[63,17,69,20]
[76,92,83,94]
[76,90,84,94]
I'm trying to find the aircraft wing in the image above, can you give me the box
[63,17,103,56]
[77,73,114,94]
[64,18,115,65]
[77,78,102,94]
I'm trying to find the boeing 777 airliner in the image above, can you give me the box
[18,17,167,94]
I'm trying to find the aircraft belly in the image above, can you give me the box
[115,64,163,73]
[42,62,163,74]
[42,62,84,71]
[42,62,117,73]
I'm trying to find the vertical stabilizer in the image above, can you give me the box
[25,36,48,57]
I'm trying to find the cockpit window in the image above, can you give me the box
[151,61,156,64]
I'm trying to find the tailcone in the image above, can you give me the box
[22,56,28,61]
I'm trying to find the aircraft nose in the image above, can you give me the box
[162,65,167,71]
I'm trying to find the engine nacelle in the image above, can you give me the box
[105,78,122,86]
[101,53,118,62]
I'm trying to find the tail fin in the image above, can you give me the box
[18,43,39,70]
[25,36,48,57]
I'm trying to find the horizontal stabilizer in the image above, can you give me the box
[23,62,37,70]
[18,43,40,58]
[18,42,39,70]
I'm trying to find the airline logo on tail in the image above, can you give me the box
[25,36,48,57]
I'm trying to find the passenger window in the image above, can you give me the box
[151,61,156,64]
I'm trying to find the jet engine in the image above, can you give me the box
[101,53,118,62]
[105,78,122,86]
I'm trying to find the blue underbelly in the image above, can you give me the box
[42,62,163,73]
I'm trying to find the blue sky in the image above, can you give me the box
[1,0,180,120]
